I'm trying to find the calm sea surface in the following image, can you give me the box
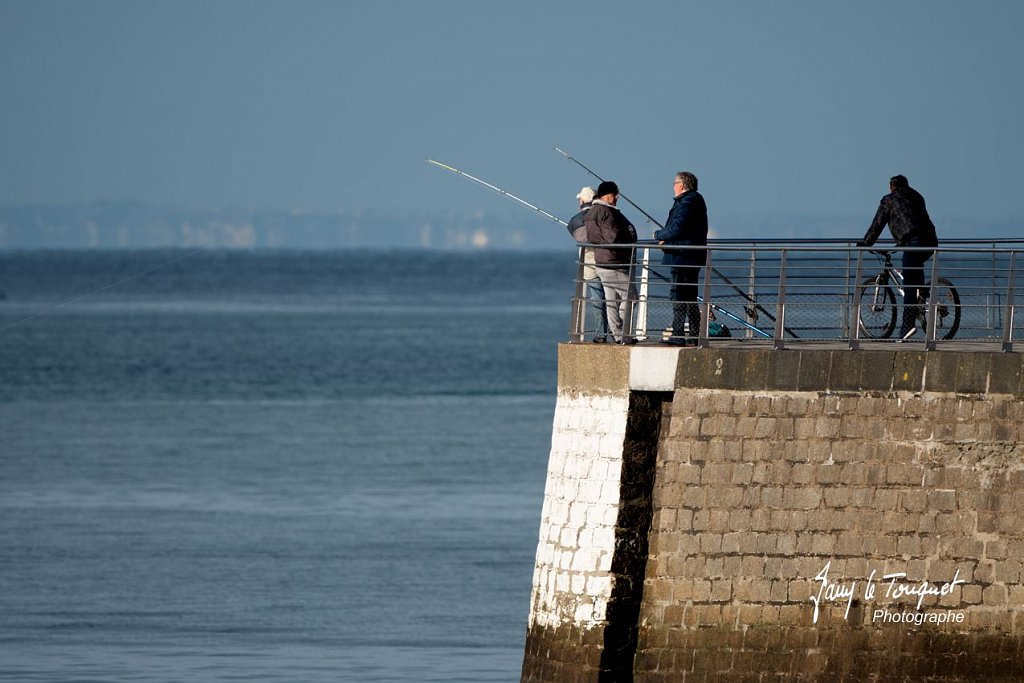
[0,250,575,682]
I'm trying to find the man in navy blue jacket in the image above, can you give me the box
[654,171,708,344]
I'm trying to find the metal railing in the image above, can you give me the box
[569,239,1024,351]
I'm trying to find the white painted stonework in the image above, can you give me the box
[628,346,680,392]
[527,390,631,629]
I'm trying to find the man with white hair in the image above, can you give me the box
[566,186,608,341]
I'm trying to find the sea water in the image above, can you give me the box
[0,249,575,682]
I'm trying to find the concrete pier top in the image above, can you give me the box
[558,343,1024,396]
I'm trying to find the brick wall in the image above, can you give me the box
[523,346,1024,682]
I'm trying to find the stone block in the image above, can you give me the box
[767,350,801,390]
[730,463,754,485]
[814,417,841,439]
[686,349,741,389]
[989,353,1023,395]
[791,463,814,484]
[923,352,960,393]
[956,353,992,395]
[861,351,897,391]
[872,489,899,510]
[887,463,922,486]
[890,350,927,392]
[702,462,732,485]
[676,509,694,531]
[710,579,733,602]
[995,560,1020,583]
[816,464,842,485]
[829,351,864,391]
[984,584,1008,606]
[963,584,984,604]
[734,349,772,390]
[797,350,832,391]
[729,509,752,530]
[929,489,958,512]
[700,533,723,553]
[986,539,1009,561]
[709,509,730,532]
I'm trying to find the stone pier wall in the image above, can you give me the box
[522,345,1024,682]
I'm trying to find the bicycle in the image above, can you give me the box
[857,249,961,340]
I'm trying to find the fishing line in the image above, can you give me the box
[555,147,663,227]
[426,159,567,226]
[0,159,423,333]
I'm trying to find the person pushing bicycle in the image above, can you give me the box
[856,175,939,338]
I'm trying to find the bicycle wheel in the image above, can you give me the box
[928,278,961,340]
[858,275,897,338]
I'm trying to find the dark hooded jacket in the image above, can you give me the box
[566,202,592,241]
[654,189,708,266]
[584,200,637,265]
[862,186,938,247]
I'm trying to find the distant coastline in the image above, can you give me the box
[1,201,1014,250]
[0,201,556,250]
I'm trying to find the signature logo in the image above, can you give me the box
[810,560,967,624]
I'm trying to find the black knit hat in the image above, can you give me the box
[596,180,619,197]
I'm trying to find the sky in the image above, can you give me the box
[2,0,1023,236]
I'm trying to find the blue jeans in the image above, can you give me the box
[587,278,608,335]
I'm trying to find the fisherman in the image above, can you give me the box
[654,171,708,345]
[585,181,638,344]
[857,175,939,338]
[566,187,608,342]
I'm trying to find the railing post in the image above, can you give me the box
[698,248,713,348]
[989,244,998,330]
[850,248,864,351]
[1003,252,1017,353]
[774,250,787,350]
[925,250,940,351]
[569,246,587,342]
[747,249,757,339]
[842,247,852,338]
[634,246,651,342]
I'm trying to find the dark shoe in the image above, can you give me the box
[591,336,607,344]
[618,337,638,346]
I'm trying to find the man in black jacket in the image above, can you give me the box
[585,181,637,343]
[857,175,939,338]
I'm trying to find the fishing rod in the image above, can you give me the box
[425,159,567,227]
[700,296,772,339]
[554,146,799,338]
[555,147,663,227]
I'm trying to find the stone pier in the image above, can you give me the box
[521,344,1024,682]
